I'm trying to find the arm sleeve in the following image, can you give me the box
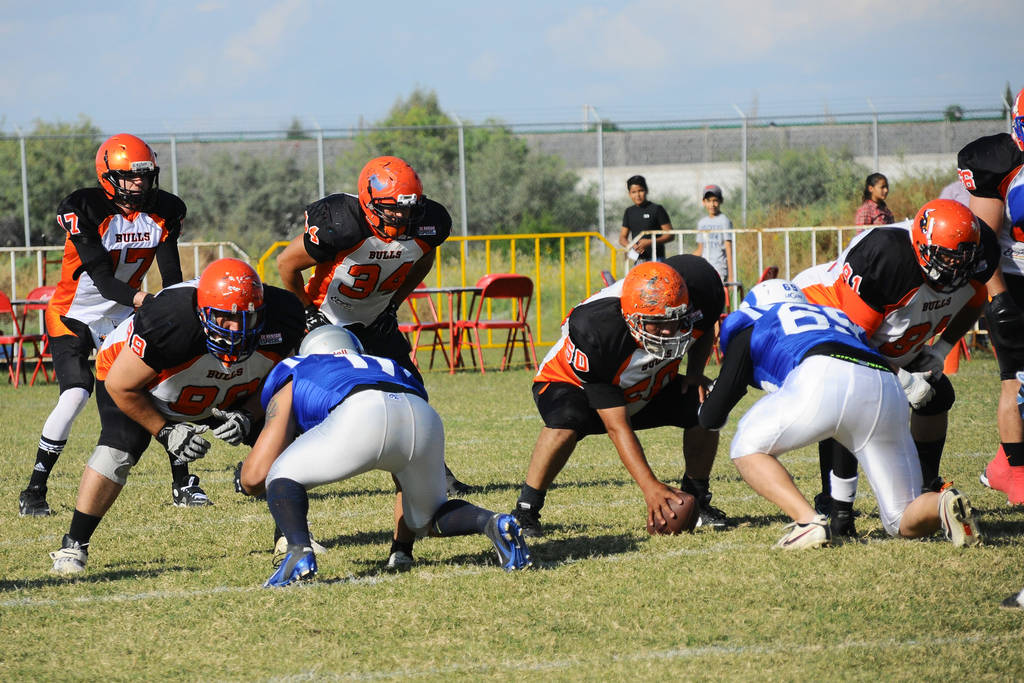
[154,235,183,287]
[69,234,138,306]
[698,326,754,430]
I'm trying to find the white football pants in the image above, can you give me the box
[730,355,920,535]
[266,389,447,534]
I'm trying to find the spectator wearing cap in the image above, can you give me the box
[618,175,674,264]
[694,184,734,284]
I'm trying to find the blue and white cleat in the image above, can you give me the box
[264,544,317,587]
[484,513,533,571]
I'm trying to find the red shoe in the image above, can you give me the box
[981,446,1024,505]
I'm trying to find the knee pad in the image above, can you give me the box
[87,446,138,486]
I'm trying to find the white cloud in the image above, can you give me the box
[222,0,312,73]
[468,51,498,82]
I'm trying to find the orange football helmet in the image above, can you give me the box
[620,261,693,359]
[1012,87,1024,151]
[196,258,265,364]
[95,134,159,210]
[357,156,425,240]
[911,199,982,293]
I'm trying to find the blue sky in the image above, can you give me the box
[1,0,1018,135]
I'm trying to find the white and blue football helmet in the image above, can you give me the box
[740,279,807,310]
[298,324,365,356]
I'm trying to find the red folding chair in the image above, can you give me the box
[398,283,450,370]
[0,290,40,387]
[19,285,56,385]
[454,274,538,373]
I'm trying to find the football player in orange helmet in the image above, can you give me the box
[513,256,726,537]
[19,134,185,518]
[357,156,427,241]
[275,154,472,498]
[910,200,982,293]
[48,259,305,574]
[95,134,160,211]
[958,87,1024,505]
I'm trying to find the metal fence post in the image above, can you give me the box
[588,105,606,237]
[454,114,469,263]
[18,131,30,246]
[867,99,879,171]
[732,105,748,229]
[315,123,325,198]
[170,135,179,195]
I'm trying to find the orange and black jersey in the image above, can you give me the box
[799,224,998,366]
[957,132,1024,276]
[535,254,723,412]
[300,193,451,326]
[94,284,304,421]
[47,187,185,341]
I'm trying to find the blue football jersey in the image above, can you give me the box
[719,302,882,391]
[261,352,428,433]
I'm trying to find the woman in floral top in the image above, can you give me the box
[854,172,894,226]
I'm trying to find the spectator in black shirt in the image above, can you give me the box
[618,175,674,264]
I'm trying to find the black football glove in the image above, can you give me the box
[367,301,400,339]
[304,304,331,333]
[986,292,1024,352]
[155,422,211,466]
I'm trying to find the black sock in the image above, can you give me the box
[68,509,103,546]
[1004,442,1024,467]
[681,475,711,504]
[432,500,493,536]
[516,484,546,512]
[832,443,858,479]
[169,457,190,486]
[389,539,414,557]
[266,478,310,546]
[831,498,854,514]
[29,437,66,489]
[818,440,833,497]
[915,439,944,485]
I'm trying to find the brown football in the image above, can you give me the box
[646,491,699,535]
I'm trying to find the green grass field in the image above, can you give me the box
[1,353,1023,680]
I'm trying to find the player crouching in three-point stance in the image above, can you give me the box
[49,259,305,575]
[245,325,532,587]
[698,280,982,549]
[512,258,725,537]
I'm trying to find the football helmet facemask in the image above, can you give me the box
[741,279,807,310]
[196,258,266,365]
[620,261,694,360]
[95,134,159,211]
[911,199,982,293]
[298,324,365,356]
[1012,87,1024,152]
[357,156,426,240]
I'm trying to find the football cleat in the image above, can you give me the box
[829,509,858,539]
[264,544,317,587]
[50,534,88,575]
[19,485,51,517]
[1001,588,1024,609]
[980,447,1024,505]
[273,532,327,564]
[775,514,831,550]
[511,504,543,538]
[695,503,729,530]
[938,487,982,547]
[172,475,212,507]
[386,550,414,572]
[484,513,533,571]
[444,465,474,497]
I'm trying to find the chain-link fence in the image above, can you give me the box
[1,107,1012,251]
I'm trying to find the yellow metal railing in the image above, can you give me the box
[257,232,620,347]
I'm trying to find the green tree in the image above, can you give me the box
[749,146,868,211]
[944,104,965,122]
[0,118,100,246]
[285,117,310,140]
[178,150,318,255]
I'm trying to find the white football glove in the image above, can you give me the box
[156,422,211,466]
[905,340,953,379]
[897,368,936,410]
[211,408,253,446]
